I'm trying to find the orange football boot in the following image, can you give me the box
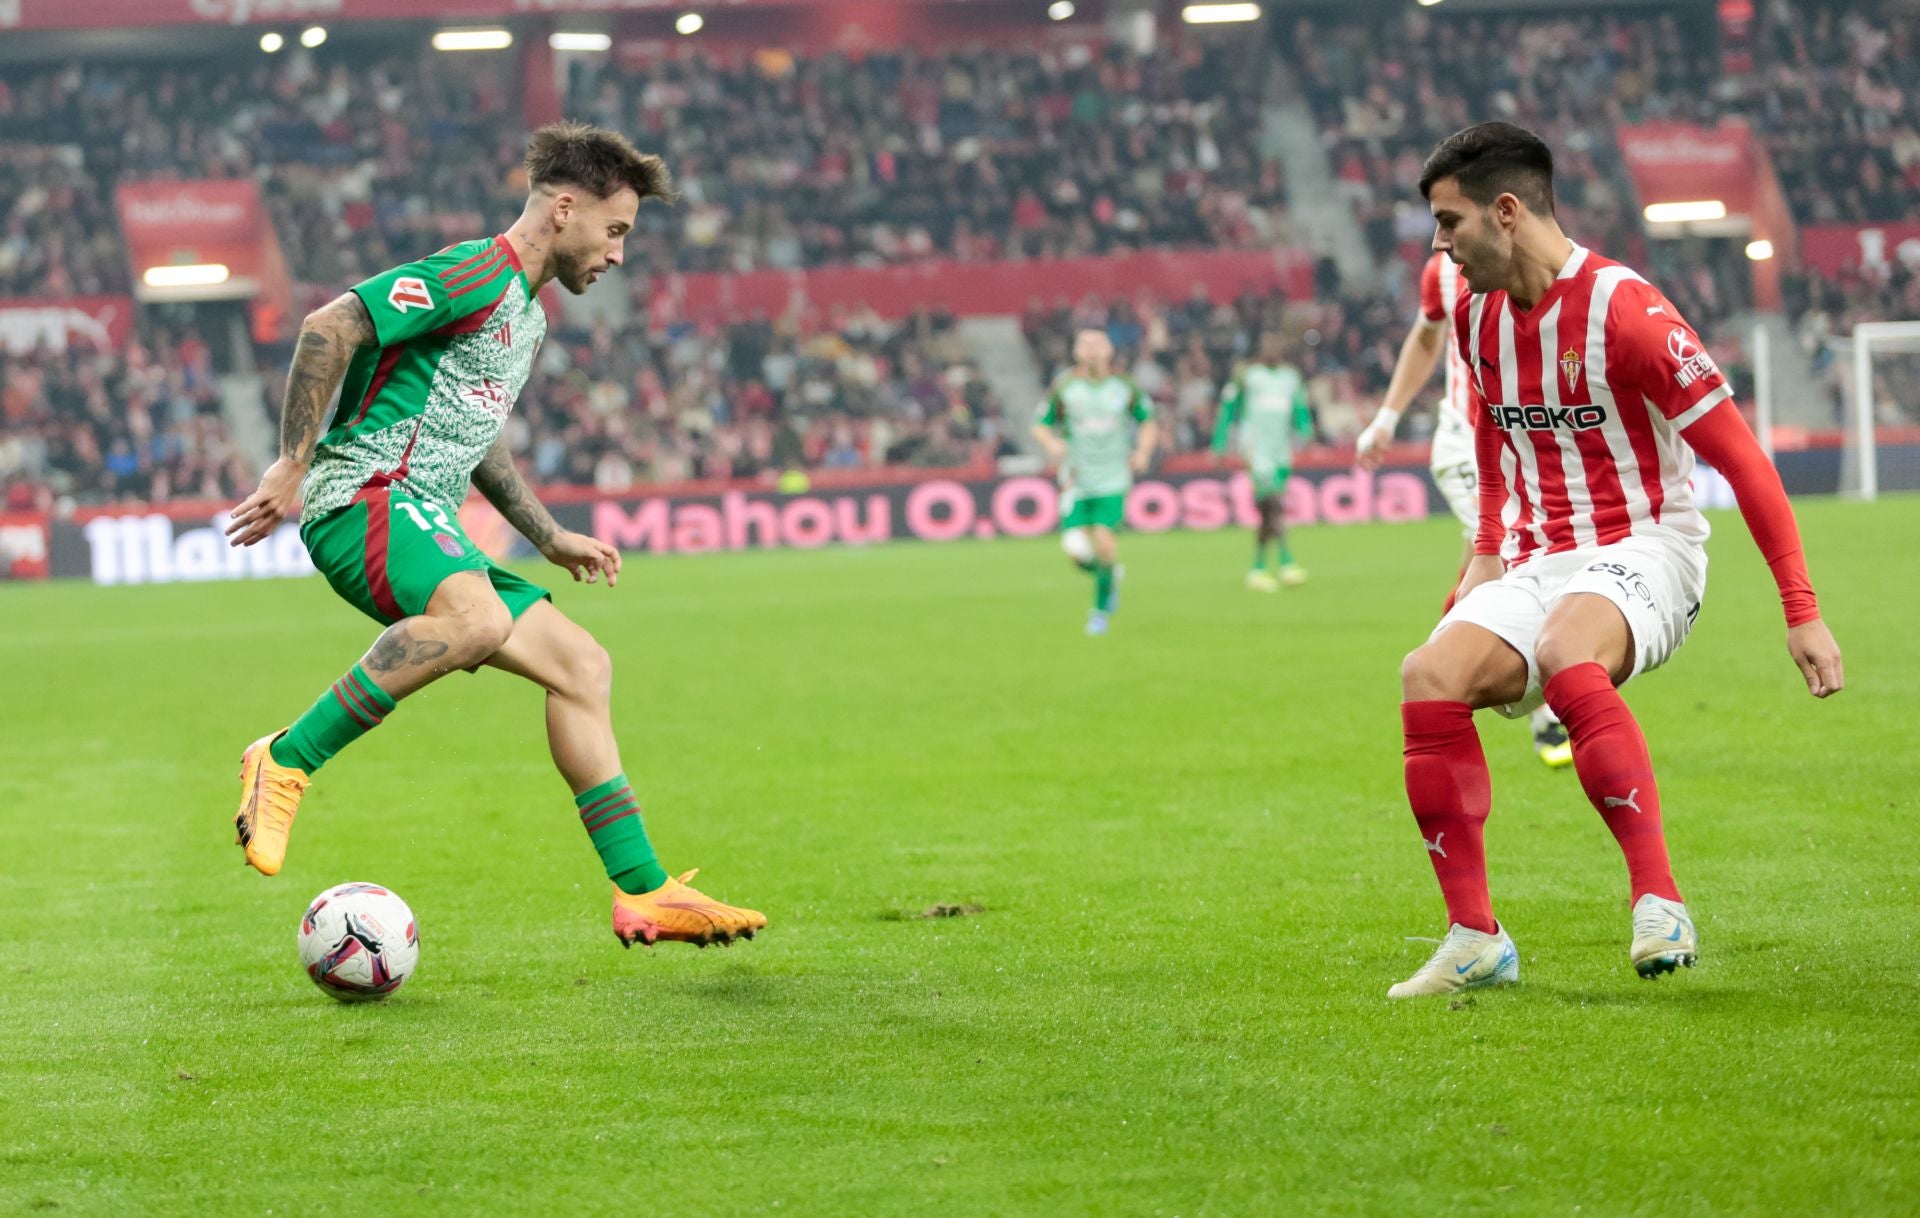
[233,731,311,876]
[611,870,767,947]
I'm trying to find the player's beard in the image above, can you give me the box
[554,245,597,295]
[1453,232,1505,294]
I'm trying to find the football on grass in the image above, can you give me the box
[298,882,419,1002]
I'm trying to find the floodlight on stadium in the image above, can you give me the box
[550,32,613,51]
[433,29,514,51]
[1417,0,1444,6]
[1048,1,1076,19]
[259,32,284,52]
[299,26,327,48]
[676,12,704,34]
[1643,200,1727,223]
[143,264,231,288]
[1182,3,1260,21]
[1745,239,1775,261]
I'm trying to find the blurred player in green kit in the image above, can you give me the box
[1032,329,1158,636]
[1213,331,1315,591]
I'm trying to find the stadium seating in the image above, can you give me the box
[0,1,1914,503]
[0,326,253,508]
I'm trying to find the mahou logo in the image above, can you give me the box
[81,514,314,586]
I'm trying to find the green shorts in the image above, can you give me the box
[1060,492,1127,531]
[302,485,549,626]
[1252,466,1293,499]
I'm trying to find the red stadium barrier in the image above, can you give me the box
[1800,223,1920,277]
[0,297,134,355]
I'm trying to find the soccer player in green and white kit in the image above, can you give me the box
[1212,331,1314,591]
[224,122,764,949]
[1031,329,1158,636]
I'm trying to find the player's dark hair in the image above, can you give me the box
[1418,122,1555,215]
[524,121,676,204]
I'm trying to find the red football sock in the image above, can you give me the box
[1402,700,1496,934]
[1543,662,1682,904]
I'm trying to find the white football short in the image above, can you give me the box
[1431,528,1708,718]
[1428,417,1477,537]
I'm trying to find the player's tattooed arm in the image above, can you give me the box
[226,292,376,548]
[281,292,376,464]
[473,437,624,586]
[471,436,559,550]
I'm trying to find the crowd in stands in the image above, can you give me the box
[0,325,254,510]
[0,52,525,296]
[1288,6,1684,276]
[513,303,1013,492]
[2,37,1284,296]
[2,2,1915,504]
[1747,0,1920,226]
[1786,258,1920,426]
[565,41,1288,273]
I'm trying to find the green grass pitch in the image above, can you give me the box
[2,497,1916,1216]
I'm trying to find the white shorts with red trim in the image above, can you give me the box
[1431,528,1708,719]
[1428,417,1477,537]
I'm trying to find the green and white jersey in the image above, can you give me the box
[300,236,548,521]
[1212,362,1312,472]
[1038,373,1151,498]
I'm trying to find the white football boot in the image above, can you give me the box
[1630,894,1698,978]
[1388,922,1520,999]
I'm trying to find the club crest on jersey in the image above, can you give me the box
[495,322,512,347]
[388,277,433,313]
[1486,403,1608,431]
[1560,347,1582,389]
[1667,327,1718,388]
[463,378,511,420]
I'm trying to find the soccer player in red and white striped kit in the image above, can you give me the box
[1389,123,1845,998]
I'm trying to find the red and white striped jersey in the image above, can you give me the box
[1419,251,1472,433]
[1457,243,1733,568]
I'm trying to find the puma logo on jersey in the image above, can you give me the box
[1604,789,1642,814]
[1424,832,1447,859]
[388,277,433,313]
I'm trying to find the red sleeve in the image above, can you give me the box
[1606,279,1733,427]
[1470,387,1507,558]
[1680,402,1821,628]
[1419,253,1447,323]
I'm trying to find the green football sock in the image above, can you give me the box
[270,663,397,773]
[1278,542,1295,567]
[1252,542,1270,572]
[1094,563,1114,612]
[575,774,669,894]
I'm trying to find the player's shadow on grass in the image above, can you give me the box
[669,963,783,1006]
[1519,981,1751,1008]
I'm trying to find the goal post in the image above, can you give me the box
[1840,320,1920,501]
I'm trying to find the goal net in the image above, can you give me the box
[1834,321,1920,500]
